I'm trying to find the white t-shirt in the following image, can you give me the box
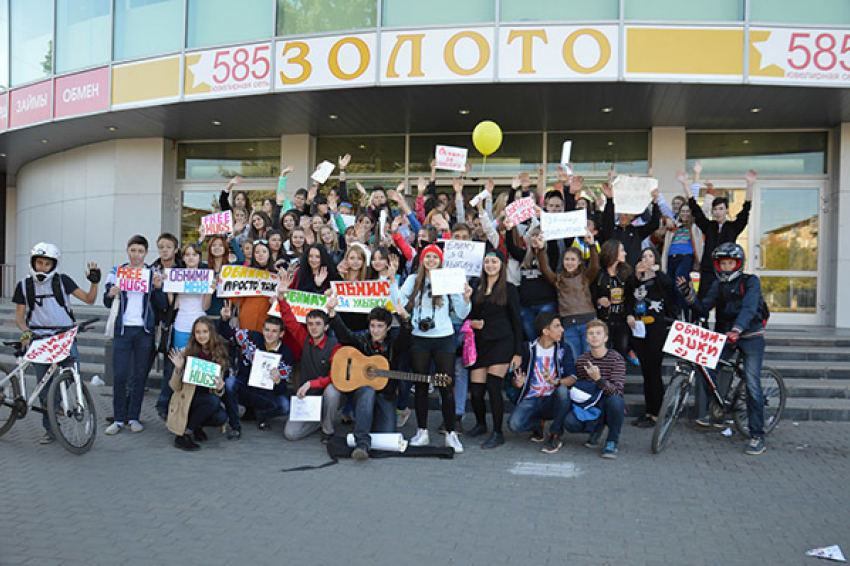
[174,294,206,333]
[526,344,556,399]
[122,291,145,327]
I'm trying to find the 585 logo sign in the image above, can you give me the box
[184,43,272,99]
[750,27,850,85]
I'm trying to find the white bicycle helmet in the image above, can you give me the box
[30,242,60,282]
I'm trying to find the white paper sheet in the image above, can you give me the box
[289,395,322,422]
[429,267,467,296]
[248,351,280,390]
[311,160,335,184]
[631,320,646,339]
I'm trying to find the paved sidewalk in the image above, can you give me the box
[0,387,847,566]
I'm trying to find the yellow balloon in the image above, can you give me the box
[472,120,502,157]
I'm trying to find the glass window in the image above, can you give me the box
[761,276,817,313]
[0,1,8,90]
[759,188,819,272]
[625,0,743,21]
[383,0,494,27]
[546,132,649,175]
[277,0,376,35]
[114,0,183,61]
[410,133,542,177]
[177,141,282,180]
[686,133,828,176]
[56,0,110,74]
[10,0,53,85]
[316,136,406,175]
[501,0,618,21]
[187,0,273,49]
[751,0,850,25]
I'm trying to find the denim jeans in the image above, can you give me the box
[453,322,468,417]
[155,355,175,415]
[352,386,397,448]
[33,343,79,431]
[185,389,227,434]
[112,326,154,423]
[508,386,571,436]
[222,375,242,430]
[227,375,290,422]
[520,302,558,342]
[668,254,694,318]
[713,335,765,438]
[561,322,589,362]
[564,394,626,444]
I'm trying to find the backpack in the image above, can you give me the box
[24,275,75,325]
[721,274,770,327]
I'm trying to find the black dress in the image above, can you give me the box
[469,284,524,368]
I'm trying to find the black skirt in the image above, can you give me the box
[471,334,514,369]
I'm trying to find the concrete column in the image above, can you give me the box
[833,124,850,327]
[280,134,315,193]
[650,126,686,202]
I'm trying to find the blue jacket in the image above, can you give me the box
[507,339,576,405]
[690,274,766,335]
[103,264,168,336]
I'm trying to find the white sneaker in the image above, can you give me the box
[105,422,124,435]
[129,420,144,433]
[409,428,430,446]
[445,431,464,454]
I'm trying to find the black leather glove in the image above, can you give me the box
[87,267,102,283]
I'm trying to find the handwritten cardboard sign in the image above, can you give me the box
[443,240,485,278]
[430,267,466,296]
[311,160,334,184]
[541,209,587,240]
[201,210,232,236]
[331,280,392,313]
[662,321,727,370]
[116,267,150,293]
[269,290,328,323]
[505,196,537,228]
[183,356,222,388]
[248,351,281,390]
[435,145,468,172]
[163,268,216,294]
[612,176,658,215]
[25,327,78,364]
[217,265,279,298]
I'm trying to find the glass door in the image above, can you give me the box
[751,184,824,324]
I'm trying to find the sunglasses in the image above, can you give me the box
[253,239,268,245]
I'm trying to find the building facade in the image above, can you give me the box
[1,0,849,326]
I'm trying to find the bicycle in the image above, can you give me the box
[0,318,99,455]
[651,342,787,454]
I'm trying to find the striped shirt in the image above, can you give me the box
[575,349,626,397]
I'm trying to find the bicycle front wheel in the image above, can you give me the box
[0,363,21,437]
[733,367,786,438]
[651,370,692,454]
[47,369,97,455]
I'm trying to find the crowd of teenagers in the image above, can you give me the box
[15,155,772,458]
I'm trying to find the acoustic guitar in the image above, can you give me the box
[331,346,452,393]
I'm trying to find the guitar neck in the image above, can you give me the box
[373,369,435,384]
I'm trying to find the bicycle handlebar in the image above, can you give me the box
[3,318,101,355]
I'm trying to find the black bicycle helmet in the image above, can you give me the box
[712,242,745,282]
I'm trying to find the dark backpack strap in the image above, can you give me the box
[24,277,35,323]
[52,275,75,322]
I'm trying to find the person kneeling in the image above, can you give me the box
[507,312,576,455]
[218,300,294,436]
[326,297,413,460]
[563,320,626,459]
[167,318,229,451]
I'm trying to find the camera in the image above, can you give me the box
[418,317,435,332]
